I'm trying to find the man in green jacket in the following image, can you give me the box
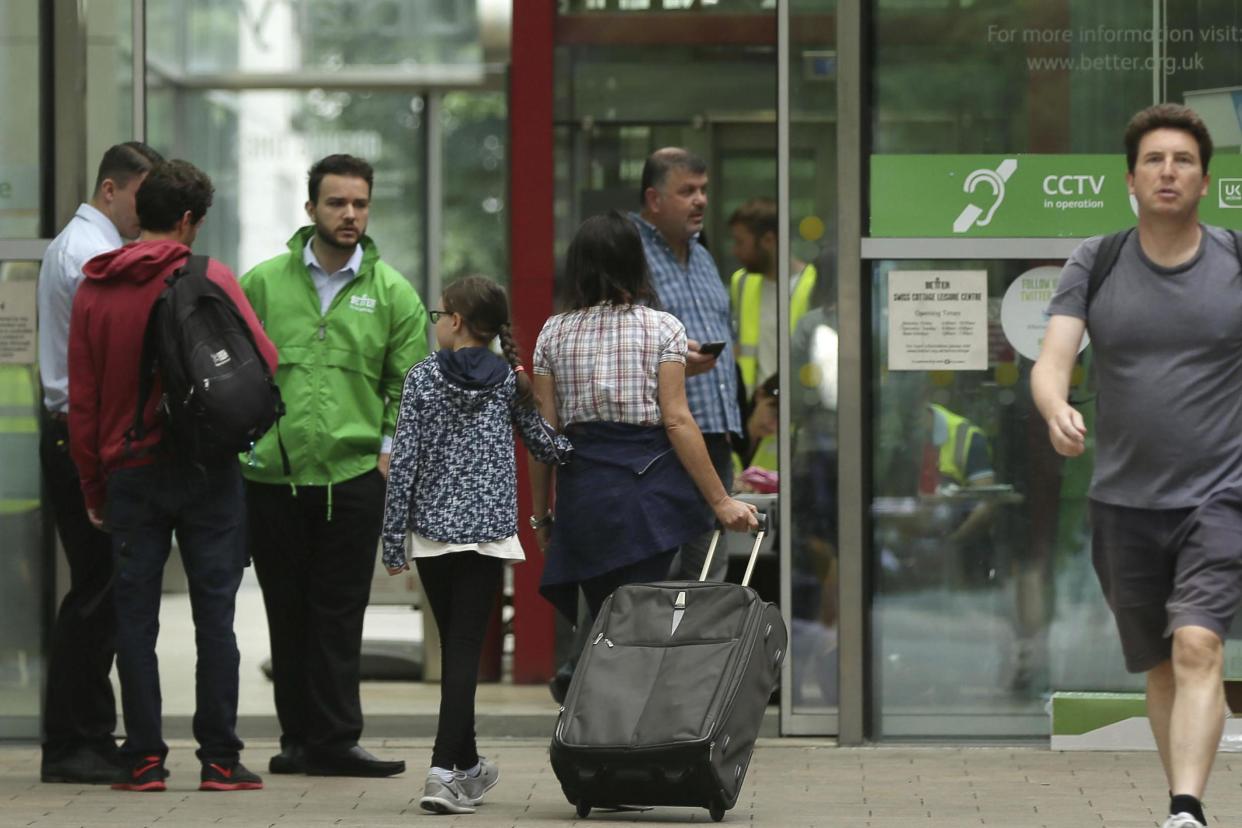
[241,154,428,778]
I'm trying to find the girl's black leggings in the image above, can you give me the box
[415,551,504,771]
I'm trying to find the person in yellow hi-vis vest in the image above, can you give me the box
[0,364,40,507]
[736,373,779,486]
[0,361,41,694]
[916,402,997,586]
[921,403,993,493]
[727,198,818,399]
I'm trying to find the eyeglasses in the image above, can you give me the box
[429,309,451,322]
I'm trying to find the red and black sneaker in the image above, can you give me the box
[199,761,264,791]
[112,755,167,792]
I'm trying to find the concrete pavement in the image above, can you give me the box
[7,738,1242,826]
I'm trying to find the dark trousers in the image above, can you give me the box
[582,550,677,618]
[107,460,247,764]
[39,416,117,759]
[416,552,503,770]
[246,470,385,754]
[668,433,734,581]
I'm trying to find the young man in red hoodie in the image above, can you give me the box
[68,159,277,793]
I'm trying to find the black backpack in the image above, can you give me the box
[127,255,288,469]
[1087,226,1242,309]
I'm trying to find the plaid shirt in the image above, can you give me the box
[630,213,742,436]
[533,304,686,427]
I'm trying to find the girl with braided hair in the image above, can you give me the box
[380,275,571,815]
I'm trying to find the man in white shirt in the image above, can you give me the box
[37,141,162,784]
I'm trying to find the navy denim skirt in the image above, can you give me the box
[539,421,712,620]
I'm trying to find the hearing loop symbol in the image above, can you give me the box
[953,158,1018,233]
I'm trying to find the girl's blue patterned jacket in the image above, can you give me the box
[381,348,572,569]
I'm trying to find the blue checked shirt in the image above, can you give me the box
[631,213,742,436]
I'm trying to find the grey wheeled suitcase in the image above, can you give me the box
[549,517,787,822]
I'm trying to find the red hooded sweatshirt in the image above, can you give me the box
[68,239,278,512]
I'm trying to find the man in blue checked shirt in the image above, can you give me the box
[631,147,743,582]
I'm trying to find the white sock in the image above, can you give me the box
[463,761,481,778]
[430,766,455,783]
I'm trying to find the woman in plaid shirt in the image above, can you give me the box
[531,211,757,621]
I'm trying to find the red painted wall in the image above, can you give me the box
[509,0,557,684]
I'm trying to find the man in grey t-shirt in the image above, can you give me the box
[1033,104,1241,828]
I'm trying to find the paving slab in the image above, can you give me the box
[6,739,1242,827]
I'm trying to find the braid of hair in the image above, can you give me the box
[498,322,535,409]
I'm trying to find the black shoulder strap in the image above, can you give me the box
[1082,227,1242,318]
[124,255,211,452]
[1085,228,1133,310]
[182,254,209,280]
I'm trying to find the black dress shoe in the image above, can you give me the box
[41,746,126,784]
[305,745,405,778]
[268,744,306,775]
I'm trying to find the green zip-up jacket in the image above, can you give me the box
[240,227,429,485]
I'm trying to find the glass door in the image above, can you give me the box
[862,0,1242,739]
[779,0,840,736]
[0,0,46,738]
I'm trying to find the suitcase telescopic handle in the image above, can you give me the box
[699,512,767,585]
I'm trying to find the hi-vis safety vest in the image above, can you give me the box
[928,403,987,487]
[749,434,778,472]
[0,364,40,515]
[732,433,778,477]
[729,264,818,392]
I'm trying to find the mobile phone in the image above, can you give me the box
[698,341,726,357]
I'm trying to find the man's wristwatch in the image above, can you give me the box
[529,512,554,530]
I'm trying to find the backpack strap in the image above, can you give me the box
[124,255,211,455]
[1085,228,1133,311]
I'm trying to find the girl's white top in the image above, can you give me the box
[408,533,524,561]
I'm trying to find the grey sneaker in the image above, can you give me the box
[457,756,499,805]
[419,770,475,815]
[1162,814,1206,828]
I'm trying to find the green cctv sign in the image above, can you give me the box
[871,154,1242,237]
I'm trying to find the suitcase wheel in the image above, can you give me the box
[576,800,591,819]
[709,799,726,822]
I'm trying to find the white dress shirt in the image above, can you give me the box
[302,236,393,453]
[303,235,363,315]
[37,204,124,413]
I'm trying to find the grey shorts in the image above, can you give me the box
[1090,488,1242,673]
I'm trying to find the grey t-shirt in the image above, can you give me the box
[1046,225,1242,509]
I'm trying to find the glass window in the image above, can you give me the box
[441,91,508,285]
[0,2,42,238]
[0,0,44,736]
[84,0,135,194]
[145,87,426,295]
[869,259,1130,739]
[0,260,45,735]
[146,0,482,74]
[868,0,1242,739]
[787,0,838,717]
[873,0,1242,156]
[552,25,779,295]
